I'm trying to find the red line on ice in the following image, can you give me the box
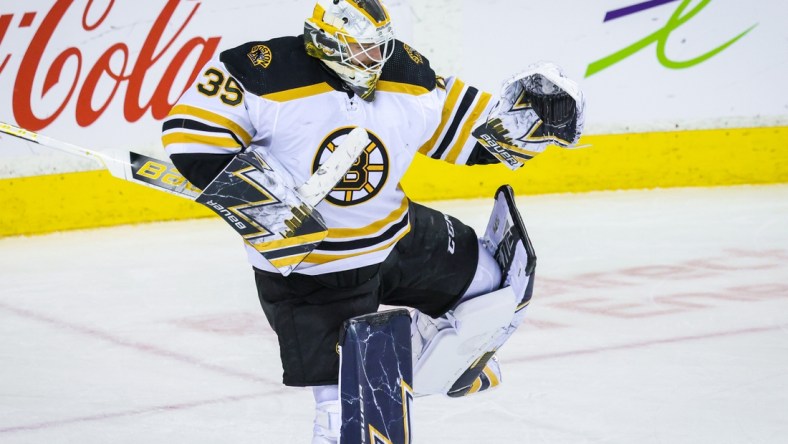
[511,324,788,363]
[0,301,277,385]
[0,391,282,434]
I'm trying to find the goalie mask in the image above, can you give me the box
[304,0,395,101]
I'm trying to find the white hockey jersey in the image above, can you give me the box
[162,36,494,275]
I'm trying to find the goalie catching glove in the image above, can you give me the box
[472,62,586,170]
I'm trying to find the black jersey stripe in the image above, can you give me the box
[163,118,244,147]
[431,86,479,160]
[315,212,409,252]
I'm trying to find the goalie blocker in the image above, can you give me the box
[196,151,329,276]
[195,127,370,276]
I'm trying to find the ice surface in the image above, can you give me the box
[1,185,787,443]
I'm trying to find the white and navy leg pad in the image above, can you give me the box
[339,309,413,444]
[413,286,518,395]
[462,238,503,299]
[412,185,536,397]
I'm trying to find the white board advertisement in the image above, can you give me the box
[0,0,786,178]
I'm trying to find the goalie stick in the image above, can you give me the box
[0,121,201,199]
[1,121,370,274]
[0,122,369,207]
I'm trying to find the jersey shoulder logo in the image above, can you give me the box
[403,44,424,65]
[248,44,273,68]
[312,127,389,206]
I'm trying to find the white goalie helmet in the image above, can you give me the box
[304,0,395,101]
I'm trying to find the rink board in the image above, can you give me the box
[1,126,787,237]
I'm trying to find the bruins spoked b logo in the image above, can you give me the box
[313,127,389,206]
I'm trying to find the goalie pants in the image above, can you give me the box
[254,201,479,387]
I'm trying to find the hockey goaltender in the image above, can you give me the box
[161,0,585,442]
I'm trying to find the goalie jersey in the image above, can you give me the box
[163,36,497,275]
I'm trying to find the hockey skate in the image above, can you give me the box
[312,399,340,444]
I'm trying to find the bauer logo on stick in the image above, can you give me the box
[130,153,201,197]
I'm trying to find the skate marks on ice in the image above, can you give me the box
[0,185,787,443]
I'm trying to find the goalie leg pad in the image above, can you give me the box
[462,238,503,299]
[483,185,536,310]
[339,309,413,444]
[412,185,536,397]
[412,286,518,395]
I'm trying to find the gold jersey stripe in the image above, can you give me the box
[168,105,252,146]
[246,231,327,253]
[445,91,493,164]
[262,82,335,102]
[162,132,242,149]
[419,78,466,155]
[304,225,410,264]
[326,197,408,238]
[376,80,430,96]
[267,252,311,269]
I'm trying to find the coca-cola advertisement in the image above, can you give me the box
[1,0,783,180]
[0,0,412,176]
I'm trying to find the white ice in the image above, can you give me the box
[1,185,787,443]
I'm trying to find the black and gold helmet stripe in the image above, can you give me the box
[346,0,390,26]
